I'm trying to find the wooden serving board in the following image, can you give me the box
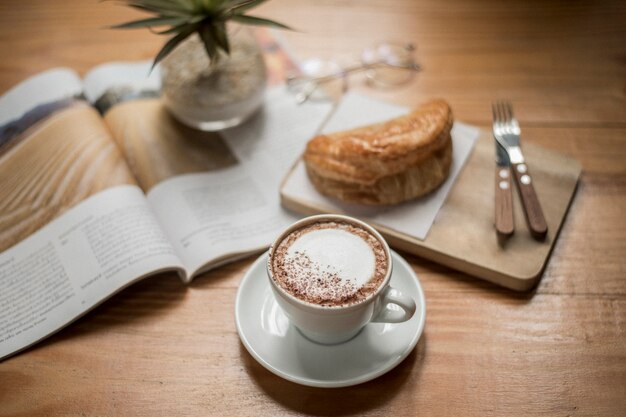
[280,129,581,291]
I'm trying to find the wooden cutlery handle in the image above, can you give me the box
[512,163,548,240]
[495,166,514,239]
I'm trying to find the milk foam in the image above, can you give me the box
[286,228,376,288]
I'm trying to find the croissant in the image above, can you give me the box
[303,99,453,205]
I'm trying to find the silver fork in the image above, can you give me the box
[492,101,548,240]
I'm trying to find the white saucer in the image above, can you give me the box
[235,250,426,388]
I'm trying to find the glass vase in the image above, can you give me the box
[160,25,267,131]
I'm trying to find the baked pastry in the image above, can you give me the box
[303,99,453,205]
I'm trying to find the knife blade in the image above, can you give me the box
[494,139,514,239]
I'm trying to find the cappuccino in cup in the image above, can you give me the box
[270,220,389,307]
[268,214,416,345]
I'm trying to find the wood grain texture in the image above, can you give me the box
[0,0,625,416]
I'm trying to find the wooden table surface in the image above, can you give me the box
[1,0,625,415]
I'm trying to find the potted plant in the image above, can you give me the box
[111,0,291,130]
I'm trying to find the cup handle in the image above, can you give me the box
[371,286,417,323]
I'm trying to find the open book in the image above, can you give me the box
[0,38,334,360]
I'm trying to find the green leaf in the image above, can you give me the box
[127,0,192,14]
[152,23,190,35]
[151,23,199,70]
[198,0,227,14]
[108,0,295,65]
[224,0,268,16]
[230,14,293,30]
[189,0,206,13]
[198,24,220,62]
[177,0,197,9]
[124,1,192,17]
[110,16,187,29]
[150,16,206,34]
[208,21,229,54]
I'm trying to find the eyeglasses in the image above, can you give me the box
[286,42,421,104]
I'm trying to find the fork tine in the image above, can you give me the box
[501,101,512,133]
[496,101,504,126]
[502,101,509,122]
[492,103,498,126]
[505,101,515,122]
[494,101,500,125]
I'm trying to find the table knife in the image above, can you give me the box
[495,140,514,239]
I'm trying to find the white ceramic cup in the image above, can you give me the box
[267,214,417,345]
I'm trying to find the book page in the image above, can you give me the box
[85,61,235,198]
[146,166,289,276]
[147,88,333,276]
[83,61,161,114]
[0,68,83,156]
[87,61,238,195]
[0,68,82,128]
[0,70,138,253]
[0,185,185,361]
[222,87,334,187]
[103,98,238,191]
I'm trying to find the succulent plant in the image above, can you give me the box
[110,0,291,69]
